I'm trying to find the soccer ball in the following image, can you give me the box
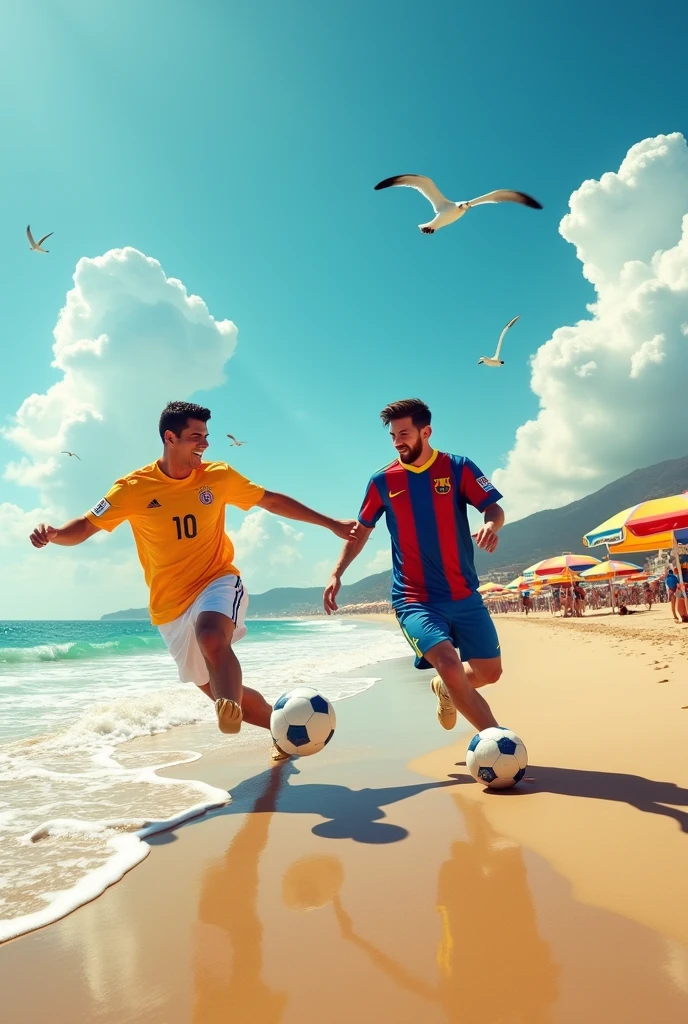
[270,687,336,757]
[466,727,528,789]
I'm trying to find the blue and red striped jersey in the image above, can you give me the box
[357,450,503,606]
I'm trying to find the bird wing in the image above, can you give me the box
[227,434,237,443]
[374,174,451,214]
[467,190,542,210]
[494,315,520,359]
[26,225,36,247]
[37,232,54,246]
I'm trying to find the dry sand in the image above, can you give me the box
[1,610,687,1023]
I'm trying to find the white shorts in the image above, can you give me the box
[158,575,248,687]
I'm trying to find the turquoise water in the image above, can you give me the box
[0,617,404,744]
[0,615,407,942]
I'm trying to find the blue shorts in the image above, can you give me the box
[395,592,500,670]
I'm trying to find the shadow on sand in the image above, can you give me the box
[148,763,459,847]
[452,762,688,832]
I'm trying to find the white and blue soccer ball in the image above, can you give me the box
[270,687,336,757]
[466,727,528,789]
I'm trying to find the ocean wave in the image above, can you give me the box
[0,635,166,665]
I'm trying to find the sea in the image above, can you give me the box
[0,616,406,943]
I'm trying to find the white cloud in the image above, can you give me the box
[0,503,52,548]
[231,509,304,591]
[494,133,688,519]
[3,247,236,514]
[365,547,392,574]
[1,247,237,617]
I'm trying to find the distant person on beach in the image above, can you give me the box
[29,401,355,759]
[323,398,505,734]
[666,568,680,622]
[673,558,688,623]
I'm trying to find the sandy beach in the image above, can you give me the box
[2,609,688,1023]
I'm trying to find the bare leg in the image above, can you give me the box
[462,657,502,691]
[195,611,243,703]
[424,640,498,732]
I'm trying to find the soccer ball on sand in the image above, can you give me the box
[270,687,336,757]
[466,727,528,789]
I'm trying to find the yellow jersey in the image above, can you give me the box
[84,461,265,625]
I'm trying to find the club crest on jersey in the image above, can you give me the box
[198,488,214,506]
[434,477,451,495]
[476,476,494,491]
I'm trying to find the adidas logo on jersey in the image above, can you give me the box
[147,499,162,508]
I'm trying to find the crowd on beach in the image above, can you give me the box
[486,567,687,622]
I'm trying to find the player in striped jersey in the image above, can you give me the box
[323,398,505,733]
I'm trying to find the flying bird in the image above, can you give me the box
[61,451,81,460]
[226,434,246,446]
[478,315,520,367]
[373,175,542,234]
[26,225,54,253]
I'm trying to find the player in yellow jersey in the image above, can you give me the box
[29,401,356,760]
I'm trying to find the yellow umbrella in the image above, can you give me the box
[583,494,688,610]
[579,559,643,581]
[580,558,643,614]
[478,582,507,594]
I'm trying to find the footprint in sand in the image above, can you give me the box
[657,679,669,684]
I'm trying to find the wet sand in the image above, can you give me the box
[1,613,688,1023]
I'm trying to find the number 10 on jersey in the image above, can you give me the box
[173,514,197,539]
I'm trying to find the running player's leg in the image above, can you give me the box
[396,603,498,733]
[448,593,503,696]
[195,610,242,703]
[423,641,499,732]
[198,679,272,728]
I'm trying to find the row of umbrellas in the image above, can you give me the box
[478,492,688,602]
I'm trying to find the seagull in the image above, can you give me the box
[226,434,246,446]
[373,175,542,234]
[26,225,54,253]
[61,451,81,460]
[478,316,520,367]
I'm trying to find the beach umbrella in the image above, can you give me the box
[580,558,643,613]
[579,559,643,581]
[506,574,542,591]
[540,567,584,586]
[478,582,507,594]
[532,553,601,577]
[583,495,688,605]
[521,559,549,580]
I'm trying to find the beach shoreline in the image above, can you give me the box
[2,613,688,1022]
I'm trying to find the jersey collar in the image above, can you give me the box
[399,448,439,474]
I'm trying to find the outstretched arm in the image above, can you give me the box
[30,516,100,549]
[323,523,372,614]
[257,490,356,540]
[472,502,504,554]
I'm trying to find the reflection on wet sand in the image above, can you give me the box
[192,765,288,1024]
[282,798,558,1022]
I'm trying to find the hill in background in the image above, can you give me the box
[102,453,687,621]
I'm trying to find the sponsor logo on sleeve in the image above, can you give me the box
[90,498,111,517]
[476,476,494,492]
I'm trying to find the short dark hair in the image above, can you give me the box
[380,398,431,429]
[159,401,211,442]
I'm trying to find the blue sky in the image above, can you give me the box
[2,0,688,617]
